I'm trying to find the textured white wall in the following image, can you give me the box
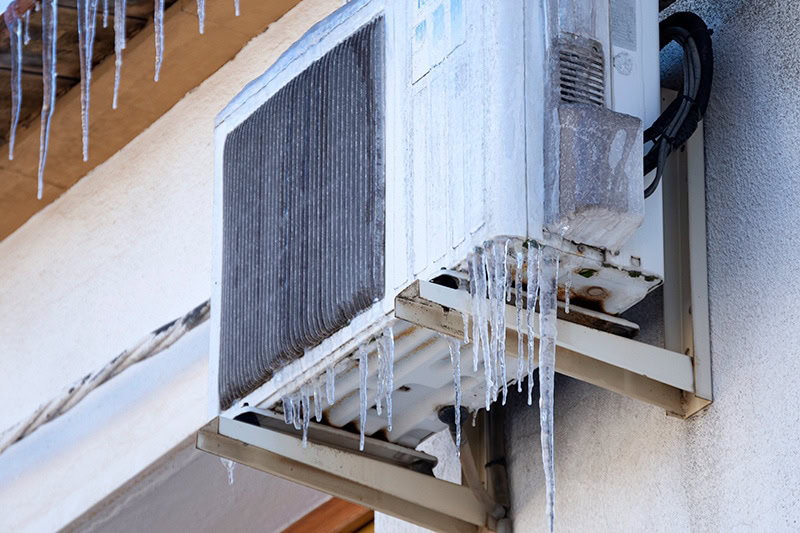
[506,1,800,531]
[375,429,462,533]
[0,1,340,531]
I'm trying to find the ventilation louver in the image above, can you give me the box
[558,35,605,106]
[218,18,385,410]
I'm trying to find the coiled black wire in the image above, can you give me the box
[643,12,714,198]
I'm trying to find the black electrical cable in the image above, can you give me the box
[643,12,713,198]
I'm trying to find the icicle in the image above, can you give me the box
[196,0,205,34]
[102,0,108,28]
[78,0,100,162]
[23,10,31,45]
[38,0,58,199]
[538,245,560,533]
[154,0,165,82]
[234,0,240,16]
[495,241,509,405]
[485,243,499,404]
[375,338,385,416]
[471,409,478,427]
[219,458,235,486]
[515,243,525,393]
[477,248,493,410]
[301,384,311,448]
[325,363,335,405]
[282,396,294,425]
[112,0,126,109]
[313,379,323,422]
[292,392,302,431]
[358,346,368,451]
[5,12,22,161]
[461,312,470,345]
[468,253,481,373]
[447,338,463,455]
[384,327,395,432]
[526,244,540,406]
[565,270,572,314]
[35,2,40,12]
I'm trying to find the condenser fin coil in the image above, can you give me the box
[219,18,385,410]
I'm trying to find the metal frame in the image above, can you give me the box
[662,117,713,414]
[196,417,498,533]
[395,123,712,419]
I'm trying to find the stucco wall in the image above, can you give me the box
[506,1,800,531]
[0,1,340,531]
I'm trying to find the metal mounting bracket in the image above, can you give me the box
[197,415,501,533]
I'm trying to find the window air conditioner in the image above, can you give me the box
[210,0,662,448]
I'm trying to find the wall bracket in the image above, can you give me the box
[197,416,502,533]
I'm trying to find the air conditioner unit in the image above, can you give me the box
[209,0,663,448]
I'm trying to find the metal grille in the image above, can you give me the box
[219,18,385,410]
[558,36,605,106]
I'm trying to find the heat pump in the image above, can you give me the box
[210,0,663,445]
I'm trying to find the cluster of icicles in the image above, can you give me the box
[280,326,395,453]
[224,239,565,531]
[451,237,566,533]
[3,0,240,198]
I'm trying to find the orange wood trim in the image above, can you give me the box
[283,498,374,533]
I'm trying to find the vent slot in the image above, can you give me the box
[558,36,605,106]
[219,18,385,410]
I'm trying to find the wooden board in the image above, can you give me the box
[283,498,373,533]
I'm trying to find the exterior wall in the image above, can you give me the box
[375,430,461,533]
[506,1,800,531]
[3,0,799,532]
[0,1,341,531]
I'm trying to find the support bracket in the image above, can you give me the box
[395,276,709,418]
[197,416,498,533]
